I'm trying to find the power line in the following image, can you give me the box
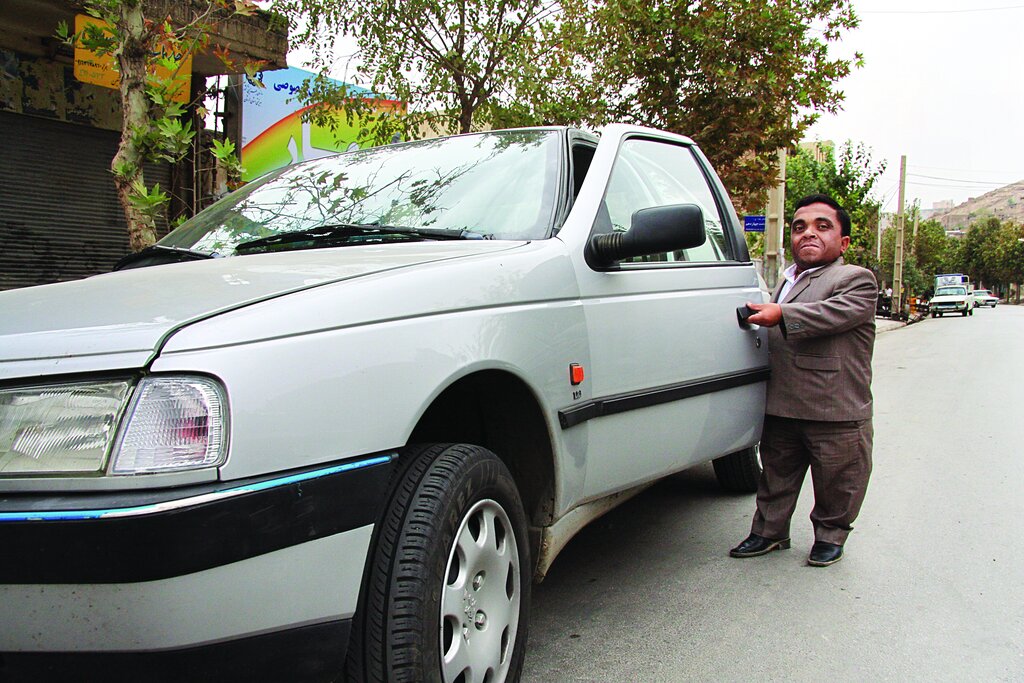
[910,163,1018,175]
[862,5,1024,14]
[906,180,1008,189]
[906,173,1020,186]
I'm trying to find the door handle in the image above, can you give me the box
[736,305,755,329]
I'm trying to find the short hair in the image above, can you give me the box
[794,194,852,237]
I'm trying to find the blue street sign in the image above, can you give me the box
[744,215,766,232]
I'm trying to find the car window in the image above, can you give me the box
[160,130,563,254]
[595,138,729,264]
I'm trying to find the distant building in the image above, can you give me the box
[800,140,833,163]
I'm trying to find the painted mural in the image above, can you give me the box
[241,66,402,182]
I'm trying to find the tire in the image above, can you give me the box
[712,445,762,493]
[345,443,530,683]
[930,312,937,318]
[963,308,969,317]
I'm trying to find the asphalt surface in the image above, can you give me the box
[521,305,1024,682]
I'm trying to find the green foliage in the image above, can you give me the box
[211,138,245,186]
[278,0,574,142]
[877,215,1024,298]
[960,217,1024,292]
[565,0,862,212]
[127,179,170,217]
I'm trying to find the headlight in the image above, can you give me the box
[0,376,228,477]
[0,380,131,474]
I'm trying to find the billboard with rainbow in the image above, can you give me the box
[241,67,402,182]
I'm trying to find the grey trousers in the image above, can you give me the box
[751,415,873,545]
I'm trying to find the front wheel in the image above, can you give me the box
[712,445,762,493]
[346,444,530,683]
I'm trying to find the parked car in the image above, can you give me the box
[0,125,769,682]
[973,289,998,307]
[930,284,974,317]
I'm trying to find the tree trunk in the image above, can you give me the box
[458,108,474,134]
[113,0,159,252]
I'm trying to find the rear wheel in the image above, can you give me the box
[712,445,762,493]
[346,443,530,683]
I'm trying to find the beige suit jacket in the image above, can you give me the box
[766,258,877,422]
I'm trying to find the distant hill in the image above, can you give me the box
[930,180,1024,230]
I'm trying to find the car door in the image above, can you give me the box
[562,127,769,499]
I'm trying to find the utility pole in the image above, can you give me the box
[891,155,907,321]
[762,148,787,290]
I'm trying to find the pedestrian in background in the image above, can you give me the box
[730,194,877,567]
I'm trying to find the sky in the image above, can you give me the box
[806,1,1024,211]
[285,1,1023,212]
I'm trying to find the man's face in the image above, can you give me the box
[790,202,850,272]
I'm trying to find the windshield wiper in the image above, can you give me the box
[114,244,220,271]
[234,223,490,253]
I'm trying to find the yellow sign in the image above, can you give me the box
[73,14,192,104]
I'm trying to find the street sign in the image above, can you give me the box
[744,215,766,232]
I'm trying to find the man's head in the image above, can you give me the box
[790,194,851,272]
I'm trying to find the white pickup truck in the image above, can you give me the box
[930,284,974,317]
[0,125,769,683]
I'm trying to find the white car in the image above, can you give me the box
[0,125,769,682]
[930,285,974,317]
[973,289,998,307]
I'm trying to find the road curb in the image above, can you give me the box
[875,318,906,334]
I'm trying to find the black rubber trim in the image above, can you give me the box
[558,367,770,429]
[0,619,349,683]
[0,457,394,584]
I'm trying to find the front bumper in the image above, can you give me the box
[0,454,395,680]
[0,620,350,683]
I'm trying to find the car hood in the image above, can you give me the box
[0,242,522,376]
[931,294,969,303]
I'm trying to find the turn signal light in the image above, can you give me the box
[569,364,585,386]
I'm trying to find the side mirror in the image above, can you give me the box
[588,204,706,267]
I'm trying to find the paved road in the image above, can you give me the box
[522,306,1024,682]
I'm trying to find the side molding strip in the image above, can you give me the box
[558,367,770,429]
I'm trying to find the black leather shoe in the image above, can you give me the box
[807,541,843,566]
[729,533,791,558]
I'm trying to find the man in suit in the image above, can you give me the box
[730,194,877,567]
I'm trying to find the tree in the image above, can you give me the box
[59,0,258,252]
[279,0,570,140]
[962,216,1002,287]
[565,0,861,211]
[912,218,952,285]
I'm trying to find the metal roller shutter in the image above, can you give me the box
[0,111,171,290]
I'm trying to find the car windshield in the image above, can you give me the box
[936,286,966,296]
[160,130,562,255]
[976,290,990,296]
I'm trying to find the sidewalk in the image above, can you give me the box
[875,316,907,334]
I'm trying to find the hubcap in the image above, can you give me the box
[440,499,521,683]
